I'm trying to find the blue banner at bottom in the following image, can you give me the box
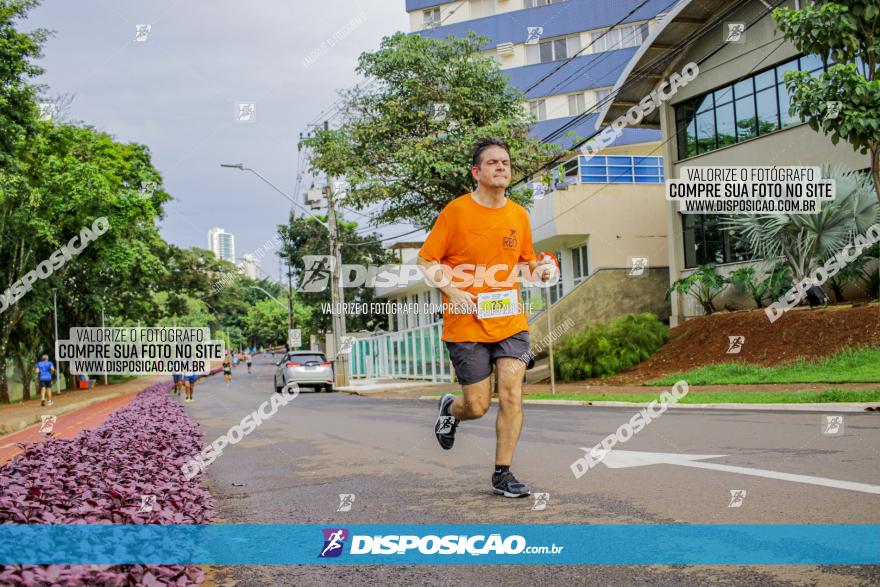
[0,525,877,565]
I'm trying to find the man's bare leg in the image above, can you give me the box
[494,358,525,466]
[449,376,491,421]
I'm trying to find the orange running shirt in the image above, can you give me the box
[419,193,537,343]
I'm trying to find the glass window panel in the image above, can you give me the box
[568,93,585,116]
[609,175,633,183]
[714,85,734,106]
[554,38,567,60]
[582,175,608,183]
[733,77,754,99]
[634,176,662,183]
[539,41,554,63]
[735,95,757,142]
[775,59,798,81]
[754,69,775,90]
[695,94,714,113]
[567,34,581,55]
[582,165,606,175]
[621,25,639,48]
[684,117,697,158]
[606,156,632,164]
[799,54,823,73]
[582,155,606,164]
[778,82,799,128]
[525,43,540,65]
[591,31,606,53]
[695,109,716,154]
[634,166,659,176]
[755,87,779,134]
[639,23,650,43]
[715,102,736,147]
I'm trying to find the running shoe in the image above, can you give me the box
[40,400,45,407]
[434,393,458,450]
[47,400,53,406]
[491,470,531,498]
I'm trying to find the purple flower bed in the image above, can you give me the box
[0,382,216,586]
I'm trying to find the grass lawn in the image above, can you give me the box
[433,388,880,404]
[648,347,880,387]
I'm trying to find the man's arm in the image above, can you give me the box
[416,256,476,308]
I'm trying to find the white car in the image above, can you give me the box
[274,351,334,393]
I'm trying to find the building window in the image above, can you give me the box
[675,54,830,160]
[526,34,581,64]
[549,249,563,304]
[590,23,648,53]
[423,7,441,28]
[579,155,664,184]
[568,92,586,116]
[682,215,750,268]
[594,87,612,105]
[571,242,589,284]
[470,0,495,18]
[529,99,547,121]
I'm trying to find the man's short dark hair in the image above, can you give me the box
[471,138,511,168]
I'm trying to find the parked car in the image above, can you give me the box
[274,351,334,393]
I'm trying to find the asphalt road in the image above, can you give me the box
[186,355,880,586]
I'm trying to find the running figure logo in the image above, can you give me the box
[725,22,745,43]
[436,416,456,435]
[726,336,745,354]
[532,492,550,511]
[337,494,355,512]
[822,415,844,436]
[300,255,333,292]
[137,494,157,513]
[526,27,543,45]
[628,256,648,277]
[39,415,56,435]
[319,528,349,558]
[728,489,747,508]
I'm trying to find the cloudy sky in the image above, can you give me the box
[24,0,411,281]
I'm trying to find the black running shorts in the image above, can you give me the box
[444,331,534,385]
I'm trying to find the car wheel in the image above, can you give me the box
[325,385,334,393]
[274,378,282,393]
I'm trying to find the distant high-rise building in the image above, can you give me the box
[240,254,260,279]
[208,227,235,262]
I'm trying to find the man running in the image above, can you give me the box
[183,371,197,402]
[172,372,184,395]
[35,354,55,407]
[223,354,233,385]
[417,137,554,498]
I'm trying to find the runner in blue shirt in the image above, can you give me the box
[34,355,55,407]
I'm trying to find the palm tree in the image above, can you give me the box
[722,166,879,281]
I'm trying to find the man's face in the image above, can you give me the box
[472,145,511,189]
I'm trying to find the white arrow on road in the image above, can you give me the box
[590,449,880,495]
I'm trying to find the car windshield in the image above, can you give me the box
[287,354,325,364]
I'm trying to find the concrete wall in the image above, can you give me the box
[527,267,671,358]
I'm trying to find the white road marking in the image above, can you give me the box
[593,450,880,495]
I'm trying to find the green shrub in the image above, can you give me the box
[554,313,668,381]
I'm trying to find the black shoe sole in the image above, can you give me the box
[435,394,456,450]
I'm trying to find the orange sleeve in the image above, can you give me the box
[519,211,537,263]
[418,210,451,263]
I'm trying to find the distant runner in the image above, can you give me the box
[183,371,197,403]
[35,354,55,407]
[223,354,233,385]
[245,353,253,374]
[417,137,554,498]
[172,372,184,395]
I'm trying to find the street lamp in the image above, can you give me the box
[220,161,349,386]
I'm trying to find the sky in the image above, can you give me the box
[23,0,412,282]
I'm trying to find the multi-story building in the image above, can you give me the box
[208,227,236,263]
[599,0,872,325]
[239,254,260,280]
[348,1,680,381]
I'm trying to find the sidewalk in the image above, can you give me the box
[0,374,169,465]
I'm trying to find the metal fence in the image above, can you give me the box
[349,321,453,382]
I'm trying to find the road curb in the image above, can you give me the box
[414,396,879,412]
[0,392,133,437]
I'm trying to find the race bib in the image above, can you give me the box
[477,289,519,320]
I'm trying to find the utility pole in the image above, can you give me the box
[52,290,60,396]
[325,120,349,386]
[101,300,108,386]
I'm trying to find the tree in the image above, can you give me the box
[773,1,880,202]
[722,165,879,282]
[300,31,559,229]
[278,215,390,335]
